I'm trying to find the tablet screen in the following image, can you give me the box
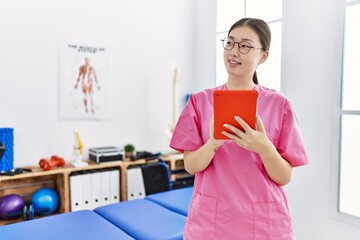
[213,90,259,140]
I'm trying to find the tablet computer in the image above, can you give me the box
[213,89,259,140]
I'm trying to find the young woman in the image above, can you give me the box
[170,18,309,239]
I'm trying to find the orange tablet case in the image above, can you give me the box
[213,90,259,140]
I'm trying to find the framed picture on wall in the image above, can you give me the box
[58,41,111,120]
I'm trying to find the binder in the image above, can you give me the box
[100,170,112,206]
[109,169,120,204]
[90,171,103,209]
[81,172,93,210]
[70,173,83,211]
[127,168,145,200]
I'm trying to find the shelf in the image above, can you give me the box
[0,170,66,226]
[0,161,125,226]
[0,155,187,226]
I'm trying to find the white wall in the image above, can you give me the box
[0,0,195,165]
[1,0,360,238]
[282,0,360,239]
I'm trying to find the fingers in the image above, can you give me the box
[221,116,249,139]
[220,130,237,140]
[219,115,261,140]
[256,116,265,133]
[209,117,218,140]
[222,116,268,151]
[222,117,253,150]
[222,116,253,139]
[210,116,226,145]
[234,116,252,132]
[210,117,214,138]
[223,123,245,138]
[221,124,247,148]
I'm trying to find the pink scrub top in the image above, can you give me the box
[170,84,309,240]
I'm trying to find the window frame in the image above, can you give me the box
[333,0,360,227]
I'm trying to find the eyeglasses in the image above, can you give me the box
[221,37,264,54]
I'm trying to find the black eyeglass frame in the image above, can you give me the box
[221,37,266,54]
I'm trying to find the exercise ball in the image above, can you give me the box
[31,188,59,215]
[0,194,25,219]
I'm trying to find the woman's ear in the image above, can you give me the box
[259,51,269,64]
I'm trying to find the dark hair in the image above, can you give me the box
[228,18,271,84]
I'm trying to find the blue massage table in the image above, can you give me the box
[0,187,194,240]
[94,199,186,240]
[0,210,134,240]
[145,186,192,216]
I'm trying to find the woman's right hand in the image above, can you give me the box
[183,117,225,174]
[209,117,225,148]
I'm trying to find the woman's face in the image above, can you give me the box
[223,25,268,81]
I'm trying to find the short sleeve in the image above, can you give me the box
[170,94,204,152]
[277,100,309,167]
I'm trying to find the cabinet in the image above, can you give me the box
[0,154,187,226]
[0,161,127,226]
[1,167,67,225]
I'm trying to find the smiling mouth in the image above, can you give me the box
[229,59,241,65]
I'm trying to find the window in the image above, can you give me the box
[216,0,283,91]
[339,0,360,219]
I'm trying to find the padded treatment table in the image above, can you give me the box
[94,199,186,240]
[0,210,134,240]
[145,186,193,216]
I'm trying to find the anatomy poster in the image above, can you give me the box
[58,42,111,120]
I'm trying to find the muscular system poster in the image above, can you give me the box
[58,42,111,120]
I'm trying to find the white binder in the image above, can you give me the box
[70,174,83,211]
[109,169,120,204]
[127,167,145,200]
[100,170,112,206]
[90,171,103,209]
[81,172,93,210]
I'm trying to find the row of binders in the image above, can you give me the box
[70,169,120,211]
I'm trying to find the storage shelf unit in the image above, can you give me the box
[0,161,124,226]
[0,154,184,226]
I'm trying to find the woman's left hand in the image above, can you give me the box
[221,115,271,154]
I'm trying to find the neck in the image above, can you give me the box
[226,78,255,90]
